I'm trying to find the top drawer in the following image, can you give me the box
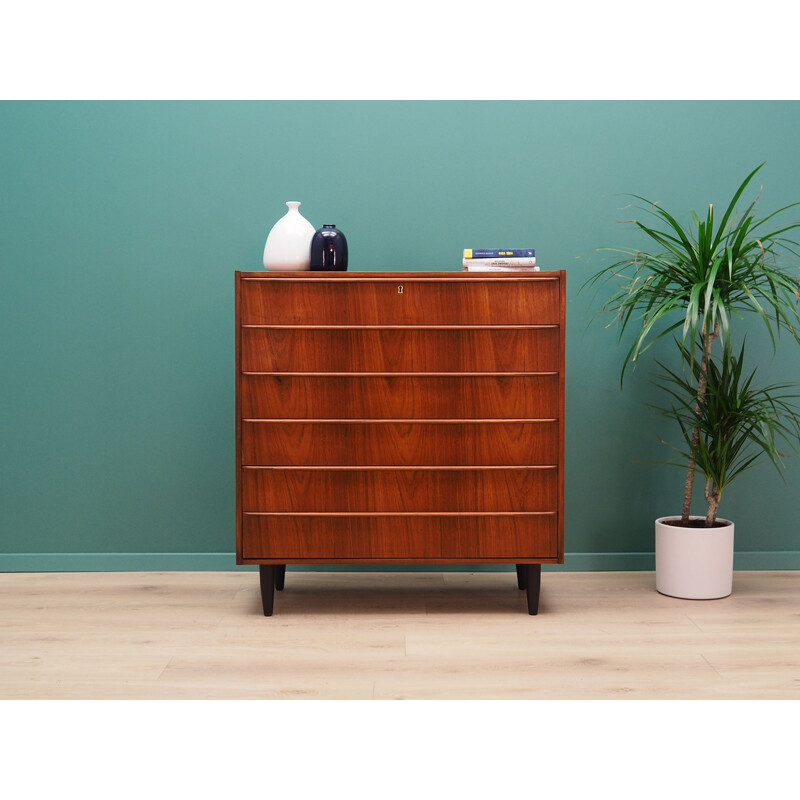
[239,275,561,326]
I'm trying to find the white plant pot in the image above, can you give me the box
[655,516,734,600]
[262,201,315,271]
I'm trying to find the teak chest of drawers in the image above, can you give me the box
[235,270,566,615]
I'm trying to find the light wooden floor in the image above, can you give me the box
[1,570,798,699]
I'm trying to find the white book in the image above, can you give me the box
[462,257,538,270]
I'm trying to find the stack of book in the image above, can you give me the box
[462,249,538,271]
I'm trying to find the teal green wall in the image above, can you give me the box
[2,101,799,572]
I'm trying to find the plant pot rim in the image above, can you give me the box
[655,515,733,529]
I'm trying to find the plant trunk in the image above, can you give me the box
[705,478,720,527]
[681,323,719,523]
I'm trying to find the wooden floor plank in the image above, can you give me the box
[1,570,798,699]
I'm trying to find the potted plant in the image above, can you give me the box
[651,339,800,597]
[586,162,800,598]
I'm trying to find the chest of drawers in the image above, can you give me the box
[235,270,565,615]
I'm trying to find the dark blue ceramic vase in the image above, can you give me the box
[310,224,348,271]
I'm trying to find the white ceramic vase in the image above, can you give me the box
[655,516,734,600]
[262,201,315,271]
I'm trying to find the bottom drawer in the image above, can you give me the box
[241,513,558,561]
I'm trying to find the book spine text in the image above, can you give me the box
[463,249,535,259]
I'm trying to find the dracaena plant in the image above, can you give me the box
[654,340,800,526]
[585,163,800,524]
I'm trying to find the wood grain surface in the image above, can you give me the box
[242,513,558,561]
[240,274,560,325]
[241,326,560,373]
[3,570,798,699]
[241,420,559,466]
[240,373,560,419]
[241,466,558,513]
[236,270,566,567]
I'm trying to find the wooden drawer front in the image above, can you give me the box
[240,277,560,326]
[241,374,559,419]
[242,514,557,560]
[241,467,557,513]
[242,420,559,466]
[241,326,560,373]
[243,514,443,559]
[441,514,558,559]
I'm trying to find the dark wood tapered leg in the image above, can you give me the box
[516,564,527,590]
[259,565,276,616]
[526,564,542,615]
[275,564,286,591]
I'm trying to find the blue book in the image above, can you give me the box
[463,248,535,259]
